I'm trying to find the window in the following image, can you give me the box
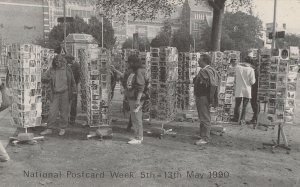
[194,12,206,20]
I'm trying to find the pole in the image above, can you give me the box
[101,16,104,48]
[63,0,66,53]
[271,0,277,53]
[193,37,195,52]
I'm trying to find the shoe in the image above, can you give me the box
[59,129,66,136]
[246,119,257,124]
[240,120,246,125]
[40,129,52,135]
[128,138,143,144]
[195,139,208,145]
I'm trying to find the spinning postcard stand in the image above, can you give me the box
[258,47,299,153]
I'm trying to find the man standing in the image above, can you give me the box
[232,57,256,125]
[247,57,259,125]
[193,54,220,145]
[40,55,76,136]
[64,55,81,125]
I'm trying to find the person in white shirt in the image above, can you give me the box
[232,57,256,125]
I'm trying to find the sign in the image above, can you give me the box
[268,31,285,39]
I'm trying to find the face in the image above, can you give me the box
[54,57,63,68]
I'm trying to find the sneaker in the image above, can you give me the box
[40,129,52,135]
[128,138,143,144]
[59,129,66,136]
[246,119,257,125]
[195,139,208,145]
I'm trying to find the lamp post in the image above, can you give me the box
[63,0,66,52]
[271,0,277,53]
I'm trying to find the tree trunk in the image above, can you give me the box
[211,6,224,51]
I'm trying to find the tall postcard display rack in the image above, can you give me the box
[149,47,178,121]
[8,44,43,128]
[211,51,240,123]
[177,52,200,111]
[259,47,299,152]
[79,47,111,127]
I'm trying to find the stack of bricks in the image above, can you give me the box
[212,51,240,122]
[149,47,178,121]
[177,52,201,111]
[41,48,55,121]
[8,44,43,128]
[79,47,112,127]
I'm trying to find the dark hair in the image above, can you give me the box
[63,54,75,64]
[52,54,66,69]
[200,54,211,65]
[128,54,142,71]
[244,56,253,65]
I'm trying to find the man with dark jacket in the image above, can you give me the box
[64,55,81,125]
[193,54,220,145]
[40,55,77,136]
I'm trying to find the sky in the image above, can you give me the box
[252,0,300,34]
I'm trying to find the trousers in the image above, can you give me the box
[128,100,144,140]
[234,97,250,121]
[47,91,70,129]
[0,141,9,162]
[195,96,211,140]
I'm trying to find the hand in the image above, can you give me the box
[134,100,141,109]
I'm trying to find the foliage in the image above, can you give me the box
[150,20,172,47]
[122,37,150,51]
[43,16,116,51]
[277,34,300,49]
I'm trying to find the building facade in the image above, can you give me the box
[0,0,95,44]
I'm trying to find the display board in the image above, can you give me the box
[258,47,299,125]
[79,48,112,127]
[8,44,43,128]
[149,47,178,121]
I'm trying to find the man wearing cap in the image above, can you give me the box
[40,55,76,136]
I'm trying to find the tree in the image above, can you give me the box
[172,27,193,52]
[277,34,300,49]
[221,11,263,58]
[122,37,150,51]
[150,20,173,47]
[97,0,253,51]
[44,16,116,51]
[200,11,263,57]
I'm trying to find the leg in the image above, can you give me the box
[70,93,78,123]
[240,98,249,121]
[47,94,60,129]
[233,97,242,121]
[0,141,9,162]
[126,114,133,130]
[128,100,143,140]
[196,96,211,140]
[59,91,70,129]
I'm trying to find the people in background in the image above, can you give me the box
[232,56,256,125]
[111,55,146,144]
[40,55,76,136]
[64,54,81,125]
[193,54,220,145]
[247,56,259,125]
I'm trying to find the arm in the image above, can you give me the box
[135,69,146,105]
[249,68,256,85]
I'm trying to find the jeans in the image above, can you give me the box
[128,100,144,140]
[70,93,78,122]
[234,97,250,121]
[47,91,70,129]
[195,96,211,140]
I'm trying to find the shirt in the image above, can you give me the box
[234,63,256,98]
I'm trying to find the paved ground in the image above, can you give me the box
[0,77,300,187]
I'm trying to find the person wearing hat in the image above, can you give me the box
[40,55,77,136]
[64,54,81,125]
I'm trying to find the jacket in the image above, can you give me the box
[122,68,146,100]
[42,65,76,102]
[193,65,220,107]
[234,63,256,98]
